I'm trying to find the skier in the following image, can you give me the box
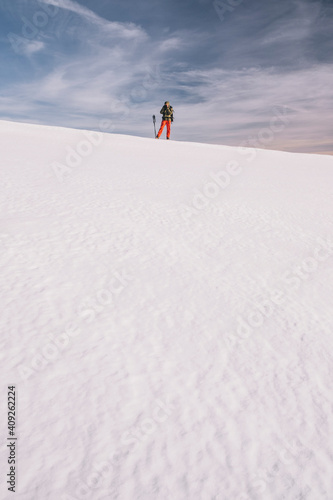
[156,101,174,139]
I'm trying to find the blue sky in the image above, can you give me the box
[1,0,332,153]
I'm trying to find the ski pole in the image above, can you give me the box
[152,115,156,138]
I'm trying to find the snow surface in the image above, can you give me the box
[1,119,333,500]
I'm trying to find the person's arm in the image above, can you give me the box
[160,106,165,114]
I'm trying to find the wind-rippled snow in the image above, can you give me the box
[1,120,333,500]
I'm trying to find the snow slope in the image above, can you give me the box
[1,119,333,500]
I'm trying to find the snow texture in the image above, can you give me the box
[1,119,333,500]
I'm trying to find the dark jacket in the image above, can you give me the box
[160,104,174,122]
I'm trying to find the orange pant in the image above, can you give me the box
[157,120,171,139]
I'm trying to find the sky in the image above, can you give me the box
[0,0,332,153]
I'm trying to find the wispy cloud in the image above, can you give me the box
[8,37,45,56]
[40,0,106,25]
[39,0,147,39]
[171,64,333,149]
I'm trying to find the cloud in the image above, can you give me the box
[211,0,332,71]
[163,63,333,151]
[40,0,105,24]
[1,1,163,126]
[24,39,45,54]
[39,0,147,39]
[6,34,45,56]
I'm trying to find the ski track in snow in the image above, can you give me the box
[1,120,333,500]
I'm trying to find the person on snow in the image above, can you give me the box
[156,101,174,139]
